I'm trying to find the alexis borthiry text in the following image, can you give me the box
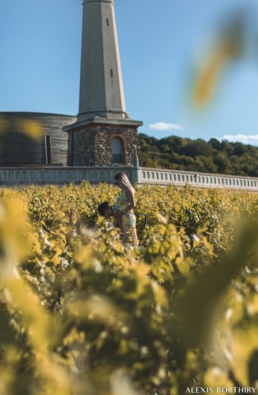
[185,387,257,393]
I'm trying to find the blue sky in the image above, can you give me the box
[1,0,258,144]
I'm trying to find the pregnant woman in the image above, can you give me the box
[113,172,138,247]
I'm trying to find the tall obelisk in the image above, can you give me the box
[79,0,126,121]
[65,0,142,167]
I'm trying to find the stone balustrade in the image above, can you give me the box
[0,167,138,186]
[138,168,258,191]
[0,166,258,191]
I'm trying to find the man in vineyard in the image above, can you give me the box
[97,201,122,231]
[98,201,113,220]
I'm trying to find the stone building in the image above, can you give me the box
[64,0,142,167]
[0,112,76,167]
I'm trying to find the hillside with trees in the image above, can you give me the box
[139,133,258,177]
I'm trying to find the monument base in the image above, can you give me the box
[64,118,142,167]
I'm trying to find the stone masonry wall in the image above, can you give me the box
[67,124,141,166]
[67,128,96,166]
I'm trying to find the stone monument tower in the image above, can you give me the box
[65,0,142,166]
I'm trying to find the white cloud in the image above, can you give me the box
[216,134,258,146]
[149,122,183,131]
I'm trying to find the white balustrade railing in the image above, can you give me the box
[0,166,258,191]
[138,167,258,191]
[0,167,138,186]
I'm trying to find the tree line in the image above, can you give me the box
[139,133,258,177]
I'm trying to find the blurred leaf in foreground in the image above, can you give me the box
[15,118,43,139]
[192,9,246,107]
[0,117,9,134]
[173,219,258,348]
[0,116,43,139]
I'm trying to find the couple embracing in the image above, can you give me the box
[98,173,138,247]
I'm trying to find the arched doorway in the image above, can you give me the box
[111,137,124,164]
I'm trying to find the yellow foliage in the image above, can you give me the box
[204,368,234,392]
[231,324,258,386]
[0,183,258,394]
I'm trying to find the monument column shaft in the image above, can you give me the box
[79,0,126,121]
[64,0,143,168]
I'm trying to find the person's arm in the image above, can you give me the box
[123,188,135,213]
[117,217,123,232]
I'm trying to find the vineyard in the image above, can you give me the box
[1,182,258,394]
